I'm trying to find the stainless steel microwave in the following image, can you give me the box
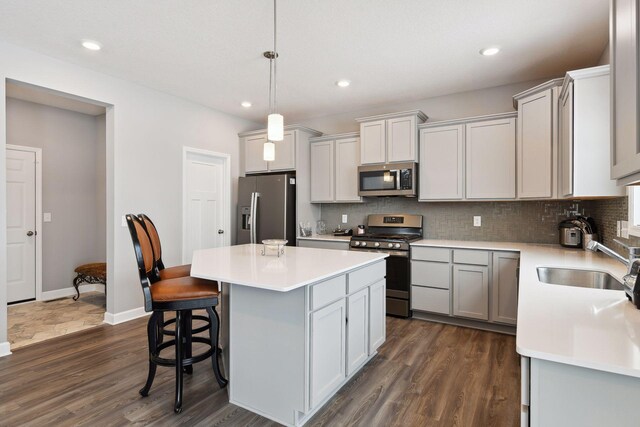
[358,162,417,197]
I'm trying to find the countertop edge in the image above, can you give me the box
[192,255,388,292]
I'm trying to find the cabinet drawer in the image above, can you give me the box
[348,261,386,293]
[453,249,489,266]
[411,261,450,289]
[311,275,346,310]
[411,286,450,315]
[411,246,451,262]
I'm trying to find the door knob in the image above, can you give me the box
[26,231,34,236]
[218,229,224,234]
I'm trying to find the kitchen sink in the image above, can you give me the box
[536,267,625,291]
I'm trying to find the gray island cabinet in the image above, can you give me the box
[191,244,387,427]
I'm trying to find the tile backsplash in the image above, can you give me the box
[319,197,628,246]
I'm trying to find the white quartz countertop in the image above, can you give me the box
[411,239,640,378]
[191,243,387,292]
[296,235,352,242]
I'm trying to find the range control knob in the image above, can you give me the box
[361,242,367,247]
[387,243,394,248]
[354,241,360,246]
[394,243,401,249]
[374,242,380,247]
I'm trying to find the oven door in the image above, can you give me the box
[358,163,417,197]
[385,254,411,317]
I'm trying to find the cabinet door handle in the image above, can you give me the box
[26,231,35,237]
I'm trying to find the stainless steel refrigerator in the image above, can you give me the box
[237,174,296,245]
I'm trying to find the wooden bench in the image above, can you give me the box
[73,263,107,301]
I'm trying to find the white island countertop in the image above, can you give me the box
[191,243,387,292]
[411,239,640,378]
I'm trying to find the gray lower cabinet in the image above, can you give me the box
[452,264,489,320]
[491,252,519,325]
[411,246,519,327]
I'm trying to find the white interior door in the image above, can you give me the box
[184,151,228,263]
[6,148,37,303]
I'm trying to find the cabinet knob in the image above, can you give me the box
[218,229,224,234]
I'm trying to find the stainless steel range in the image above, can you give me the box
[349,214,423,317]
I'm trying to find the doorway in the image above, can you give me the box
[6,145,41,304]
[5,82,108,349]
[182,147,231,264]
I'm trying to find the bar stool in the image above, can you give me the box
[138,213,191,280]
[126,214,227,413]
[138,213,206,366]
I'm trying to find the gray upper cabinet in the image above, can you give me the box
[491,252,519,325]
[357,110,427,165]
[513,80,562,199]
[269,131,296,172]
[240,125,322,175]
[310,140,335,202]
[244,134,268,174]
[558,66,624,198]
[310,133,362,203]
[465,117,517,199]
[419,124,465,200]
[611,0,640,184]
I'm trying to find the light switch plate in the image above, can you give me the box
[473,216,481,227]
[621,220,629,239]
[43,212,52,222]
[617,221,622,237]
[342,214,348,224]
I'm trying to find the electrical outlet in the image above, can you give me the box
[621,220,629,239]
[43,212,52,222]
[341,214,348,224]
[473,216,481,227]
[617,221,622,237]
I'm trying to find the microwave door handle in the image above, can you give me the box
[395,170,401,190]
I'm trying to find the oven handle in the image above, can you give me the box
[349,247,408,257]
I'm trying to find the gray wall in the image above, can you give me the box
[320,198,628,246]
[300,78,550,134]
[6,98,105,292]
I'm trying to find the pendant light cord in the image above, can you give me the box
[273,0,277,114]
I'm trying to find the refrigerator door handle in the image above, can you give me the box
[251,192,260,244]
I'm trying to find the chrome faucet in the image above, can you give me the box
[585,240,634,268]
[587,239,640,308]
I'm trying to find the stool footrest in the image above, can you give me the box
[151,336,217,368]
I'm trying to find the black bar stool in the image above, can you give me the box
[126,214,227,413]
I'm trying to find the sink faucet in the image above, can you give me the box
[587,239,640,309]
[585,240,636,268]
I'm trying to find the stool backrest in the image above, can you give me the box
[125,214,156,312]
[138,214,165,271]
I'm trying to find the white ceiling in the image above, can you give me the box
[0,0,608,124]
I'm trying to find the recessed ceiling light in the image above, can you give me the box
[480,47,500,56]
[336,80,351,88]
[241,101,252,108]
[81,40,102,51]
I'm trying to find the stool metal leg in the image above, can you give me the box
[184,310,193,375]
[205,306,228,388]
[140,311,159,397]
[174,310,184,414]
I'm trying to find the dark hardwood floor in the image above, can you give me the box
[0,316,520,426]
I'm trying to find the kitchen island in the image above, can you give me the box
[190,244,387,427]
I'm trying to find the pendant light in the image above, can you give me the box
[264,0,282,161]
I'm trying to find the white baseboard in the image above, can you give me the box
[103,306,149,325]
[0,341,12,358]
[40,283,105,301]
